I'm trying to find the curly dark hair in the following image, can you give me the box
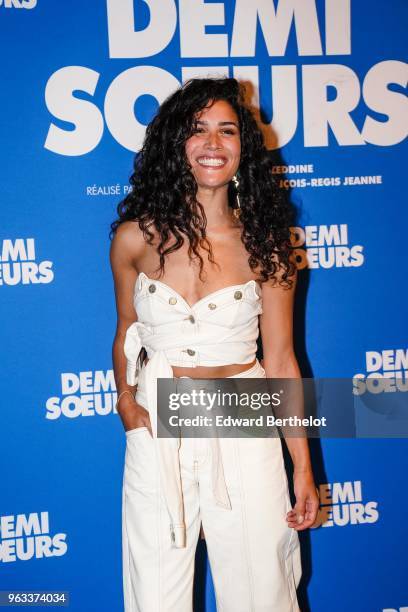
[110,77,296,288]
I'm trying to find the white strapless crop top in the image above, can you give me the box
[125,271,263,376]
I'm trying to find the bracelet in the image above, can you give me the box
[116,390,136,411]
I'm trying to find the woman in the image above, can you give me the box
[110,77,319,612]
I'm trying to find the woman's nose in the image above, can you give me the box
[205,131,222,149]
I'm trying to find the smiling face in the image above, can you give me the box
[185,99,241,191]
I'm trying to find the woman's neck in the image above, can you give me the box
[196,185,235,230]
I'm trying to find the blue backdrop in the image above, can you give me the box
[1,1,407,611]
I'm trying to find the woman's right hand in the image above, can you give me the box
[117,393,153,437]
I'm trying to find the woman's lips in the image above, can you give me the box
[196,156,228,168]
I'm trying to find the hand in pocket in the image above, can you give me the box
[117,393,153,437]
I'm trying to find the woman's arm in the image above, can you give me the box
[110,222,152,435]
[259,265,319,530]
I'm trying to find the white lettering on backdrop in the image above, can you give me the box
[44,0,408,154]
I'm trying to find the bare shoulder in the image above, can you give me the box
[110,220,147,270]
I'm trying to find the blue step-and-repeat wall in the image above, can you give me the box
[1,1,407,611]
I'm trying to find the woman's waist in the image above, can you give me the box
[144,356,259,379]
[135,358,266,409]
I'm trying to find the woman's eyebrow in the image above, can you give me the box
[195,120,239,127]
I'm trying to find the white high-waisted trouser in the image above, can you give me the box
[122,359,302,612]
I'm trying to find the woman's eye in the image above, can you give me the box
[191,127,238,136]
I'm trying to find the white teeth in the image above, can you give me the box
[197,157,225,167]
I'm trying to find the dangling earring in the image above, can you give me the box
[232,174,241,219]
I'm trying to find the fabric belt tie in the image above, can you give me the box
[124,322,232,549]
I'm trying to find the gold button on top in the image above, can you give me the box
[188,315,195,323]
[208,302,217,310]
[148,284,156,293]
[186,349,196,356]
[169,297,177,305]
[234,290,243,300]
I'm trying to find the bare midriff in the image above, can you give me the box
[144,357,257,379]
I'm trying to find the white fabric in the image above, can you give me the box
[122,360,302,611]
[126,271,263,371]
[123,272,264,549]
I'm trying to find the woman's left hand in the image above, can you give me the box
[286,469,320,530]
